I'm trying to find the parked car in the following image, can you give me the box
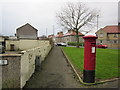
[57,42,67,47]
[54,43,57,46]
[96,43,107,49]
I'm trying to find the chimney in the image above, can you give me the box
[68,30,71,33]
[72,29,75,32]
[60,31,63,34]
[57,32,60,35]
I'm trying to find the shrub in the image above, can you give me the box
[68,42,84,46]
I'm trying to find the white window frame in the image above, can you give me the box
[113,34,118,38]
[100,33,103,38]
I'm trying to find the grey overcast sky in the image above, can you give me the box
[0,0,119,36]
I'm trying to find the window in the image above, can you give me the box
[113,34,118,38]
[100,40,102,43]
[67,38,68,41]
[114,40,118,44]
[109,40,112,43]
[100,33,103,38]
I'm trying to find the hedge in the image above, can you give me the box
[67,42,84,46]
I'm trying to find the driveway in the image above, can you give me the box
[24,46,119,88]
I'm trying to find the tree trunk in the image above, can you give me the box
[76,30,79,48]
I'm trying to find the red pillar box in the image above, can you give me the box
[83,35,98,83]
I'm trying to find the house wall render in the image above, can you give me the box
[0,54,21,88]
[20,44,51,88]
[6,40,50,51]
[0,40,52,88]
[16,23,38,39]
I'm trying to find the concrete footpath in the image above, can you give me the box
[24,46,119,88]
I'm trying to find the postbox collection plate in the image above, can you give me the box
[92,47,95,53]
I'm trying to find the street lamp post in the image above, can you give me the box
[46,28,48,37]
[97,15,99,31]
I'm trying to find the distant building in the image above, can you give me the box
[0,36,4,42]
[0,36,9,43]
[9,36,17,40]
[48,34,55,42]
[0,36,9,49]
[55,30,84,43]
[96,25,120,48]
[16,23,38,39]
[38,35,48,40]
[63,29,84,43]
[55,32,64,43]
[48,34,54,39]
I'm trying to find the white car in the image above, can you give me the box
[57,42,67,47]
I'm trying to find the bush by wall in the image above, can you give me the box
[68,42,84,46]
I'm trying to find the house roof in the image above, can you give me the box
[55,30,84,38]
[16,23,38,31]
[64,31,84,36]
[56,34,64,38]
[100,25,120,33]
[48,35,54,38]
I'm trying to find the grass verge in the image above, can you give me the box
[62,47,119,80]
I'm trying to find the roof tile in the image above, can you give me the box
[64,31,83,36]
[102,25,120,33]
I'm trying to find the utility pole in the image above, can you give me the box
[97,15,99,31]
[53,25,55,42]
[46,28,47,37]
[53,25,54,36]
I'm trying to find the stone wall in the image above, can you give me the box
[0,40,52,88]
[20,44,51,88]
[0,54,21,88]
[6,40,50,51]
[0,63,2,89]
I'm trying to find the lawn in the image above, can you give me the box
[62,47,119,80]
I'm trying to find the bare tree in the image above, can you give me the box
[56,2,99,48]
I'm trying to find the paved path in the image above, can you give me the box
[24,46,119,88]
[24,46,82,88]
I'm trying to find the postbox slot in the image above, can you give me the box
[91,43,96,44]
[88,41,94,42]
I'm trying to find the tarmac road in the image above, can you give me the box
[24,46,119,88]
